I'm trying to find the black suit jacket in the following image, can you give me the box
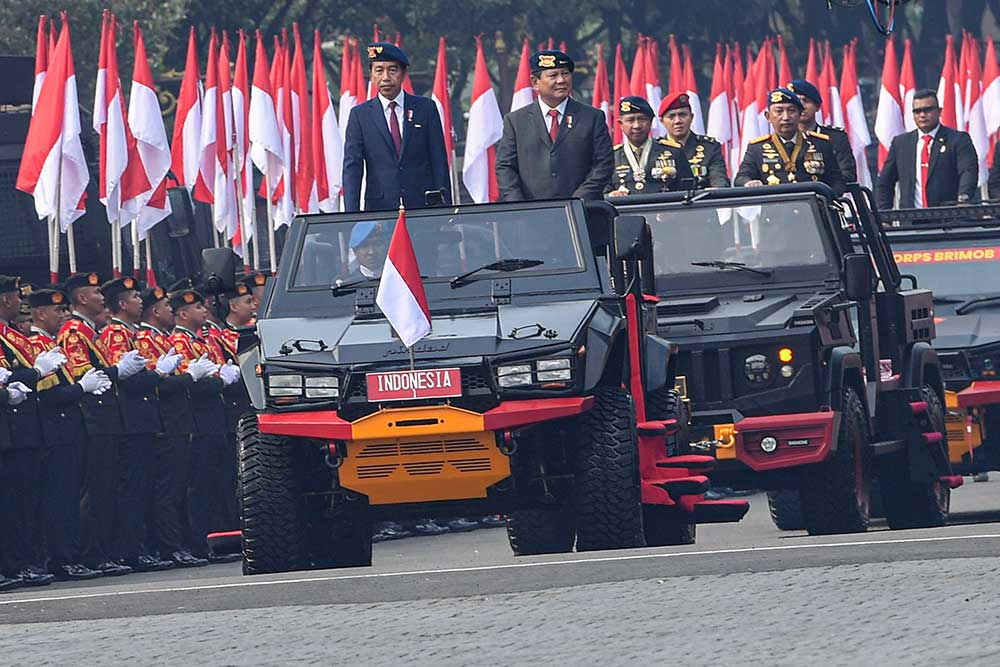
[876,125,979,210]
[495,97,613,201]
[342,93,452,212]
[989,153,1000,200]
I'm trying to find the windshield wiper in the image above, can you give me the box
[932,296,964,304]
[955,294,1000,315]
[330,277,375,296]
[450,258,544,288]
[690,260,772,277]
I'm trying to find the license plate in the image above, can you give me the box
[366,368,462,402]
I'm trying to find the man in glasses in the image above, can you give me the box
[876,89,978,210]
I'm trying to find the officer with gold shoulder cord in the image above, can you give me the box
[606,96,694,197]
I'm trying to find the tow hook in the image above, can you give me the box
[325,441,345,469]
[499,430,519,456]
[689,439,718,453]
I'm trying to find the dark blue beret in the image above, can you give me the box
[530,50,574,73]
[618,96,654,118]
[788,79,822,105]
[366,42,409,67]
[768,87,805,111]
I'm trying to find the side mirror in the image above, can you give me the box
[614,215,647,261]
[202,247,238,295]
[843,253,873,302]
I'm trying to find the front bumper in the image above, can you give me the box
[731,410,838,472]
[257,397,592,506]
[944,385,995,469]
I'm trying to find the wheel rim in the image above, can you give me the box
[851,422,870,517]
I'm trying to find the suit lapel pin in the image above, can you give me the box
[566,115,573,129]
[407,109,413,122]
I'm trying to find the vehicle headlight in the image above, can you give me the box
[537,358,572,381]
[744,354,772,383]
[497,364,532,387]
[305,376,339,398]
[268,374,302,396]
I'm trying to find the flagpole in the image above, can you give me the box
[266,175,276,274]
[112,217,122,277]
[145,236,154,285]
[211,204,220,247]
[67,223,77,274]
[47,217,57,284]
[131,218,140,279]
[450,148,460,204]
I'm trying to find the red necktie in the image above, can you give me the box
[388,100,402,155]
[920,134,932,207]
[548,109,560,142]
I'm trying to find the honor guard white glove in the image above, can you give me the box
[79,368,112,395]
[155,347,183,376]
[33,348,67,377]
[115,349,147,379]
[0,367,11,385]
[185,355,219,382]
[6,382,32,406]
[219,361,241,386]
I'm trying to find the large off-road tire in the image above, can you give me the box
[506,507,576,556]
[880,386,950,530]
[239,415,308,574]
[310,513,373,569]
[766,489,806,531]
[643,387,696,545]
[573,386,645,552]
[799,386,871,535]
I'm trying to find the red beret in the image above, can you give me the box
[658,92,691,117]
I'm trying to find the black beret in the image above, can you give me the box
[168,289,204,312]
[166,277,194,294]
[241,272,268,289]
[0,275,20,294]
[768,87,805,111]
[366,42,409,67]
[28,289,67,308]
[619,96,654,118]
[140,286,167,311]
[64,272,102,295]
[530,50,574,73]
[102,276,139,308]
[788,79,822,105]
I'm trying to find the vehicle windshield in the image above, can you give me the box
[642,199,836,278]
[891,237,1000,299]
[292,205,586,289]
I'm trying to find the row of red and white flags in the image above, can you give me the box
[16,16,1000,266]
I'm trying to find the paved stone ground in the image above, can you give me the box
[5,556,1000,666]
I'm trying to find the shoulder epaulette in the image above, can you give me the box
[807,130,831,141]
[658,137,681,148]
[749,135,771,145]
[613,143,623,150]
[822,125,845,133]
[697,134,719,143]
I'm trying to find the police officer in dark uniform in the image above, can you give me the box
[735,88,846,196]
[27,289,109,581]
[659,91,730,189]
[606,96,694,197]
[787,79,858,183]
[99,278,178,572]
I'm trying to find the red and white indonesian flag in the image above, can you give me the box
[291,24,317,214]
[938,35,963,130]
[462,37,502,204]
[875,38,905,169]
[16,13,89,230]
[94,13,150,228]
[171,27,202,190]
[510,37,534,112]
[214,35,236,238]
[728,45,743,178]
[249,30,284,225]
[612,43,632,145]
[129,22,172,238]
[432,37,457,171]
[193,29,220,206]
[274,34,296,227]
[963,37,989,186]
[707,44,731,163]
[900,39,917,132]
[232,30,254,253]
[312,29,343,213]
[338,36,356,144]
[32,16,47,113]
[376,208,432,348]
[738,54,759,161]
[777,35,793,88]
[805,39,823,125]
[840,43,872,187]
[592,43,612,134]
[683,44,705,135]
[983,39,1000,165]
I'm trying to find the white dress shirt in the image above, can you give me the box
[538,98,569,133]
[378,91,405,141]
[914,125,940,208]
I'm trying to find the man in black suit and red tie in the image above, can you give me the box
[342,43,451,212]
[876,89,979,210]
[495,50,613,201]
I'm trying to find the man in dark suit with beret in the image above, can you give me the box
[495,50,613,201]
[876,89,979,210]
[343,42,451,212]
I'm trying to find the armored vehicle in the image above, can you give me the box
[613,183,958,535]
[236,199,747,574]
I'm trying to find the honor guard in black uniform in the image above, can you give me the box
[659,91,730,188]
[27,289,108,581]
[787,79,858,183]
[606,96,694,197]
[735,88,846,196]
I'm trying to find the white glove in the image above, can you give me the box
[7,381,31,406]
[115,349,147,379]
[79,368,112,395]
[0,367,11,385]
[33,348,67,376]
[155,347,183,376]
[185,355,219,382]
[219,361,241,386]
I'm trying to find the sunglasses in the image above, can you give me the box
[912,106,940,115]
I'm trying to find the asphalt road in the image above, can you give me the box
[3,481,1000,666]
